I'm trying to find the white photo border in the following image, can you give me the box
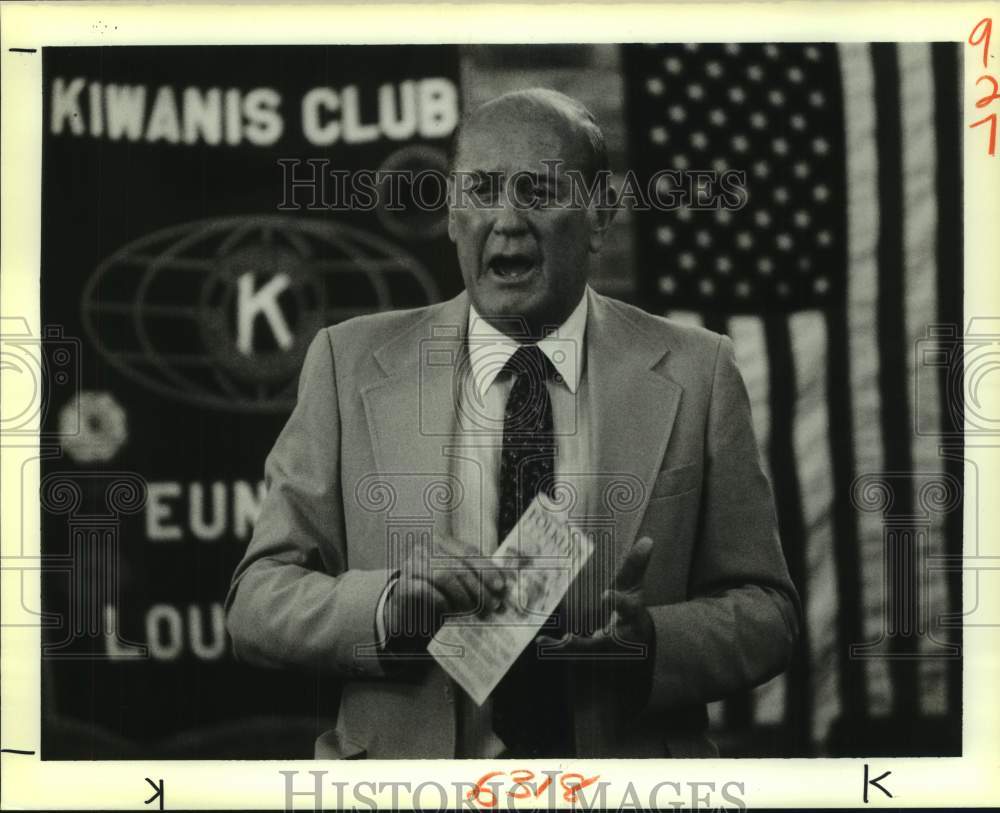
[2,2,998,809]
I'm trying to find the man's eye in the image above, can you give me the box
[515,184,546,208]
[535,185,566,208]
[470,181,500,203]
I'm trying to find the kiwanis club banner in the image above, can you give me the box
[39,46,461,758]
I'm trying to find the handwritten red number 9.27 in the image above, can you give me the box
[969,17,999,156]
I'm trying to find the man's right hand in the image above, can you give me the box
[382,535,508,655]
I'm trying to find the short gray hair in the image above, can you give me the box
[446,87,609,185]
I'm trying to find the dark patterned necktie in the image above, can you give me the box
[491,344,574,757]
[496,345,556,542]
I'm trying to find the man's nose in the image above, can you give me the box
[492,193,530,236]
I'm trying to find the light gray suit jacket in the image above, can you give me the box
[225,288,800,758]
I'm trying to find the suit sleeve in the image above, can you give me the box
[645,334,801,712]
[224,329,391,678]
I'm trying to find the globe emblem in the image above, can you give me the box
[198,242,325,385]
[82,215,441,412]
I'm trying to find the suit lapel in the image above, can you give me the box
[585,289,683,563]
[361,292,469,534]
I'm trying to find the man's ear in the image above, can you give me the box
[588,183,619,253]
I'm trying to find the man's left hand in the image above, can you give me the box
[537,535,655,657]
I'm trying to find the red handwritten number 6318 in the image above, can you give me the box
[968,17,997,156]
[467,769,600,808]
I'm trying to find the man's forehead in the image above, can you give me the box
[453,111,589,174]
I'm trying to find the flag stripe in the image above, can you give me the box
[825,304,869,724]
[840,42,893,719]
[930,40,963,738]
[824,43,868,730]
[729,315,772,486]
[752,672,787,727]
[899,42,949,715]
[763,314,812,749]
[789,310,842,744]
[730,314,787,729]
[872,42,920,714]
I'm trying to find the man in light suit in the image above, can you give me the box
[225,88,800,759]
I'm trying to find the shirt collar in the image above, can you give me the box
[467,287,588,397]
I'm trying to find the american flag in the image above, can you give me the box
[622,42,963,756]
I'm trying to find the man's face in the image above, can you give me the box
[447,109,607,336]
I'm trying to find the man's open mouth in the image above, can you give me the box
[487,255,537,280]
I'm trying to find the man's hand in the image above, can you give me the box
[536,536,656,712]
[599,534,656,650]
[539,535,655,654]
[383,534,508,655]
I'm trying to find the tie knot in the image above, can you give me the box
[503,344,555,383]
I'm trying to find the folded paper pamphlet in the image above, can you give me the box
[427,498,594,705]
